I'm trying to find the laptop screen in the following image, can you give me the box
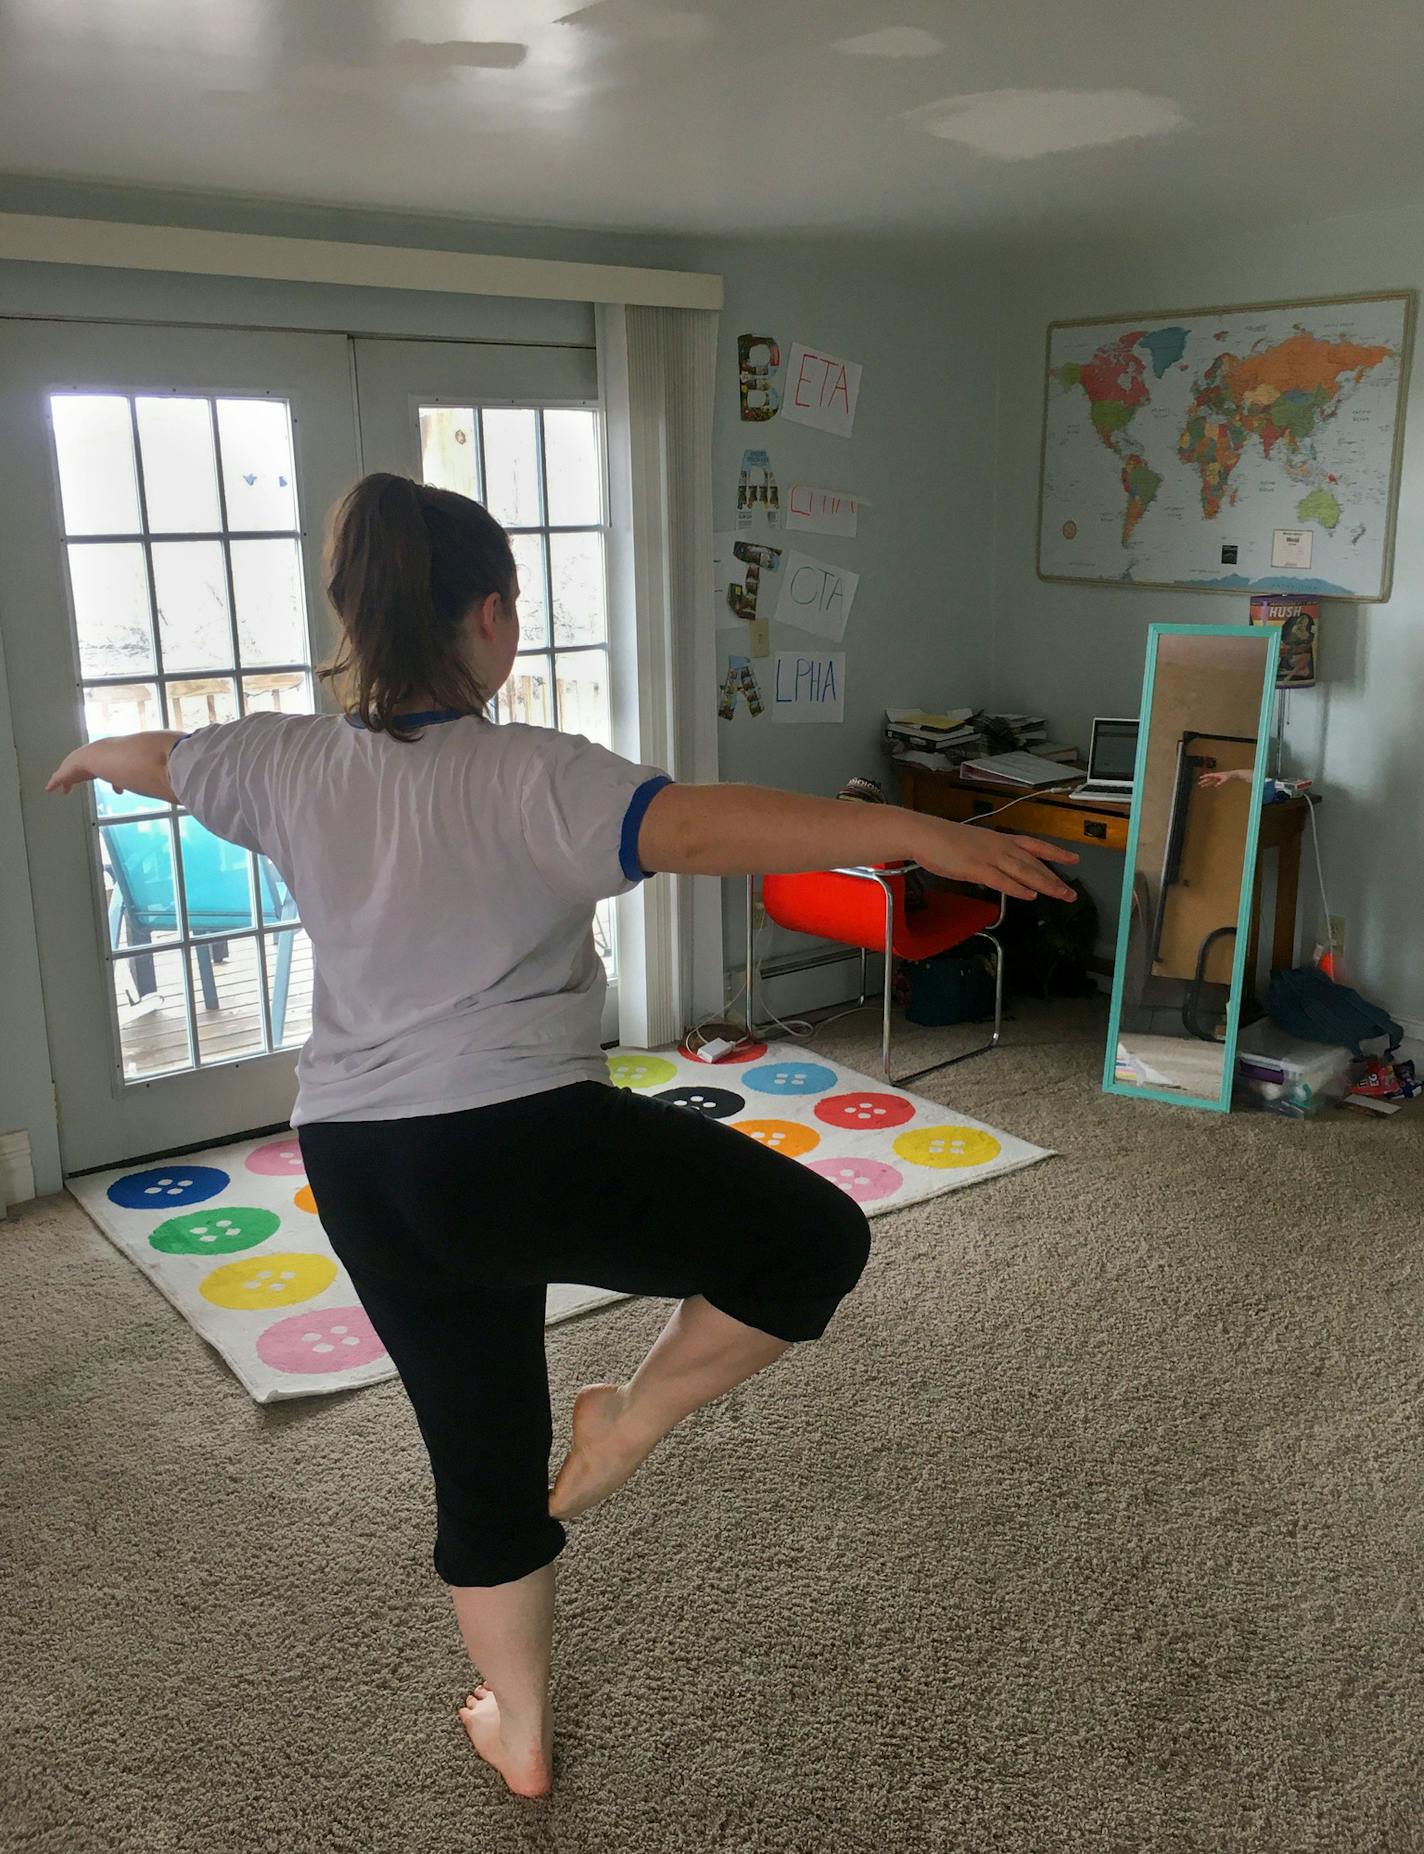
[1090,718,1139,782]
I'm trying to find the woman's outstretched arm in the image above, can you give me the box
[47,731,185,804]
[637,783,1079,903]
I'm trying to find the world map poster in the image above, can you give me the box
[1038,294,1413,600]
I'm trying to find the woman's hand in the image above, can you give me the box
[912,818,1079,902]
[46,744,111,794]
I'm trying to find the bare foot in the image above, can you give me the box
[457,1686,552,1798]
[548,1382,658,1520]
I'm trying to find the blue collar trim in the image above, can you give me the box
[346,708,474,731]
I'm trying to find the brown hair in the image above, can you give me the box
[322,473,516,738]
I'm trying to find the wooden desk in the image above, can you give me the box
[893,762,1311,978]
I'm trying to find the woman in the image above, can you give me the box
[49,474,1077,1798]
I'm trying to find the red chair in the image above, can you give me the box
[746,865,1006,1085]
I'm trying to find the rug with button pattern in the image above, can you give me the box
[69,1042,1049,1404]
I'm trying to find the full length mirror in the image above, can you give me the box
[1104,624,1277,1112]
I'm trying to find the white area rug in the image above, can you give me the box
[70,1043,1050,1404]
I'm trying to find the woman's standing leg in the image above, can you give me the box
[299,1123,568,1799]
[451,1563,556,1798]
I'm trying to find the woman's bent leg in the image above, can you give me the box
[550,1297,790,1519]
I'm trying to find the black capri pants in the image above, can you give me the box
[298,1080,871,1588]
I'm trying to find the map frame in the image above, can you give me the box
[1037,290,1416,603]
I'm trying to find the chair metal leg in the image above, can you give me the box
[272,930,295,1044]
[745,873,758,1036]
[890,929,1007,1087]
[880,879,894,1081]
[858,946,868,1008]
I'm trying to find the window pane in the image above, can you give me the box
[548,531,607,646]
[556,653,611,748]
[231,537,306,665]
[101,817,178,951]
[85,680,170,816]
[68,542,153,678]
[50,395,141,536]
[190,936,266,1064]
[510,532,549,649]
[419,406,480,499]
[256,853,299,928]
[243,671,312,718]
[593,895,617,980]
[264,928,313,1049]
[217,399,297,532]
[543,409,601,526]
[113,946,191,1079]
[152,541,232,672]
[481,409,542,527]
[178,815,256,935]
[136,397,222,533]
[503,656,553,728]
[168,677,239,735]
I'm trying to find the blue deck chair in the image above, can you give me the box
[102,818,299,1042]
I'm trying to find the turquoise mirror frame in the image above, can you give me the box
[1102,623,1278,1113]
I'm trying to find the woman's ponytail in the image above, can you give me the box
[322,472,515,738]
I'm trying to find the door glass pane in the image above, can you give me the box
[556,655,611,748]
[419,406,480,499]
[190,936,266,1064]
[593,897,616,978]
[481,409,542,527]
[84,682,167,816]
[231,537,305,664]
[152,541,232,671]
[264,928,313,1049]
[113,947,192,1079]
[102,818,179,951]
[510,532,549,649]
[50,395,141,535]
[543,409,601,526]
[178,816,255,935]
[168,676,239,735]
[548,531,607,645]
[216,399,298,531]
[503,656,554,728]
[243,671,312,718]
[68,542,153,678]
[136,397,222,533]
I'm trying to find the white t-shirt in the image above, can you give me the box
[167,710,669,1126]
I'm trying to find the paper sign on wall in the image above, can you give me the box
[781,344,862,437]
[776,550,859,642]
[771,651,845,724]
[786,484,859,537]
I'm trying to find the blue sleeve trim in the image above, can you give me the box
[619,775,672,882]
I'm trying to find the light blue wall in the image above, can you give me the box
[992,205,1424,1029]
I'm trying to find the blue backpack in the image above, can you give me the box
[1264,966,1402,1058]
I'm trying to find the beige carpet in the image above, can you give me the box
[2,999,1420,1854]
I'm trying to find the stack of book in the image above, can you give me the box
[885,707,1079,772]
[883,708,986,769]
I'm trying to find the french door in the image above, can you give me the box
[352,337,621,1039]
[0,318,620,1175]
[0,322,358,1172]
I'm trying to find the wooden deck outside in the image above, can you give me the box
[115,932,314,1078]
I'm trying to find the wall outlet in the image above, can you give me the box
[1328,915,1347,953]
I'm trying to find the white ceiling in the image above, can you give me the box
[1,0,1422,243]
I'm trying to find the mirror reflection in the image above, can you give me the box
[1108,627,1275,1109]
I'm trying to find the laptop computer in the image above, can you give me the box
[1074,716,1140,802]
